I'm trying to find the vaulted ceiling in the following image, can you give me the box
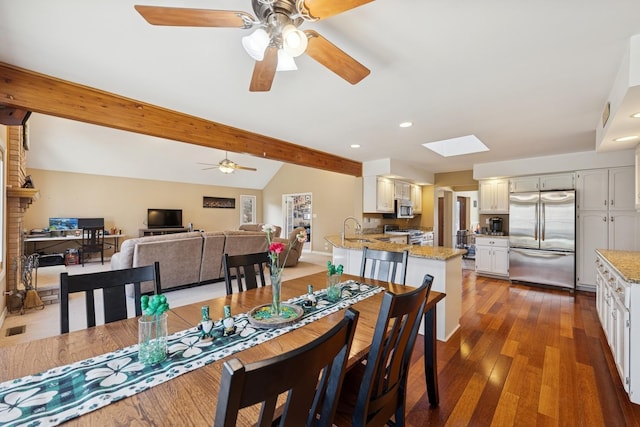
[1,1,640,189]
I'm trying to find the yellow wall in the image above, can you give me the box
[263,163,362,253]
[435,170,478,190]
[23,169,262,237]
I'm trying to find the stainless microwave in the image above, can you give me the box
[395,199,414,219]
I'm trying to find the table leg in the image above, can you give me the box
[424,306,439,406]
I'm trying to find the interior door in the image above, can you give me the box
[282,193,312,249]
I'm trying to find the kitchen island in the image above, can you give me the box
[325,234,466,341]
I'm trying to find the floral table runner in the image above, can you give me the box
[0,281,382,426]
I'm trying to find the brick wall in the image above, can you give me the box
[6,126,33,294]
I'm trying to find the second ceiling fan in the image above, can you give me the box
[134,0,372,91]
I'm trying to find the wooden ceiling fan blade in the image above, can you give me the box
[134,5,255,28]
[249,46,278,92]
[304,30,370,85]
[235,165,257,171]
[299,0,374,20]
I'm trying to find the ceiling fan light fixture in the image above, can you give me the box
[277,49,298,71]
[282,24,308,57]
[242,28,270,61]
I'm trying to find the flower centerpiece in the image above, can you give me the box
[138,293,170,365]
[262,224,307,316]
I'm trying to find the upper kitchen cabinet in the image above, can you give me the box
[509,173,575,193]
[577,167,634,211]
[394,180,411,200]
[479,179,509,214]
[411,184,422,214]
[363,176,394,213]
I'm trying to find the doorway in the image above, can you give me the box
[282,193,312,251]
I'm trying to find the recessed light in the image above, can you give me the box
[422,134,490,157]
[631,112,640,118]
[399,121,413,128]
[350,144,360,148]
[613,135,639,142]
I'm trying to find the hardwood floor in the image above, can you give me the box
[404,270,640,426]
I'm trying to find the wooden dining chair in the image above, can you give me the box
[214,308,360,427]
[360,246,409,284]
[223,251,269,295]
[59,261,162,334]
[80,226,105,266]
[334,274,433,427]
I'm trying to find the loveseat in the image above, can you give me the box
[111,229,284,294]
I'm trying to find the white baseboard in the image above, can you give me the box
[0,306,7,330]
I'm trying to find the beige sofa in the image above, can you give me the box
[111,230,271,294]
[239,223,282,238]
[274,227,307,267]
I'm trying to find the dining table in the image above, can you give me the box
[0,272,445,426]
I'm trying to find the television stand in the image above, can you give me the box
[139,228,189,237]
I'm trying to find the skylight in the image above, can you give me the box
[422,134,489,157]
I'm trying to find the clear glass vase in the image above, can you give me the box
[326,273,342,302]
[270,272,282,316]
[138,312,168,365]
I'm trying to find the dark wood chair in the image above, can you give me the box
[214,308,360,427]
[80,226,105,266]
[59,261,162,334]
[360,246,409,285]
[335,274,434,427]
[223,251,269,295]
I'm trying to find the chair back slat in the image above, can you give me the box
[360,246,409,285]
[223,252,269,295]
[214,309,360,427]
[60,261,162,334]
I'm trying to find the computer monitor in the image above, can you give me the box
[49,218,79,230]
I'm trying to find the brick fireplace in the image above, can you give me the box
[5,125,39,297]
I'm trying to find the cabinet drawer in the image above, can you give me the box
[475,237,509,247]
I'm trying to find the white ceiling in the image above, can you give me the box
[2,0,640,189]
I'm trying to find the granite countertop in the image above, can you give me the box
[325,234,466,261]
[596,249,640,284]
[475,234,509,239]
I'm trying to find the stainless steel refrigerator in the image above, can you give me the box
[509,190,575,290]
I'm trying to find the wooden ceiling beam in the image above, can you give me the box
[0,62,362,177]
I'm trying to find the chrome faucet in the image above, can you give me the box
[342,216,362,243]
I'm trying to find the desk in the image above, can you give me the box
[23,234,126,254]
[0,272,444,425]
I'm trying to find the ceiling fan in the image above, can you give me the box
[134,0,372,91]
[199,152,257,174]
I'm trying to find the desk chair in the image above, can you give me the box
[360,246,409,285]
[335,274,433,427]
[214,308,359,427]
[223,252,269,295]
[80,226,105,266]
[60,261,161,334]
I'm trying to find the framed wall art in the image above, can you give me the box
[203,196,235,209]
[240,195,256,224]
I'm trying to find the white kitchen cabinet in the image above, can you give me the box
[363,176,394,213]
[394,180,411,200]
[509,176,540,193]
[595,252,635,401]
[576,166,640,290]
[479,179,509,214]
[475,236,509,277]
[609,167,635,211]
[509,173,575,193]
[411,184,422,213]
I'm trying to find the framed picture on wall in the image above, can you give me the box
[240,195,256,224]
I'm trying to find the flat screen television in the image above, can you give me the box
[147,209,183,229]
